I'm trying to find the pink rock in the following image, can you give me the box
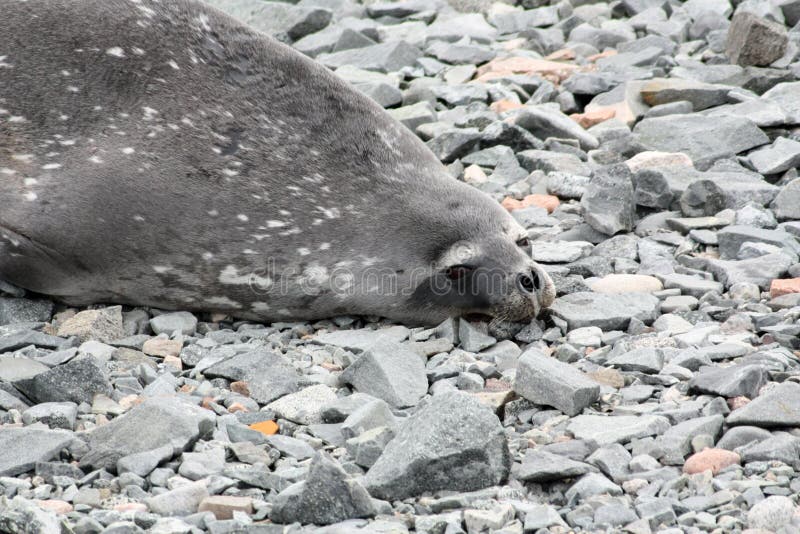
[683,448,741,475]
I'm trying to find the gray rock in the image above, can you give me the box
[607,347,664,373]
[340,340,427,408]
[680,180,727,217]
[655,415,724,464]
[317,41,422,72]
[204,349,299,404]
[364,391,509,500]
[267,384,338,425]
[523,504,568,531]
[145,480,209,517]
[565,473,623,502]
[206,0,332,42]
[346,426,394,468]
[702,252,795,289]
[661,273,723,297]
[747,496,796,531]
[387,101,437,131]
[772,178,800,221]
[117,445,174,478]
[458,320,496,352]
[549,292,660,330]
[726,11,788,66]
[567,414,671,446]
[0,496,61,534]
[313,325,409,352]
[513,348,600,416]
[150,312,197,336]
[633,114,768,169]
[265,434,316,460]
[581,164,635,236]
[516,449,595,482]
[717,225,800,260]
[727,381,800,427]
[513,106,599,150]
[762,81,800,124]
[21,402,78,430]
[426,128,482,163]
[80,396,215,470]
[15,357,110,405]
[0,298,53,326]
[340,399,395,439]
[740,433,800,465]
[716,425,771,450]
[0,356,49,382]
[531,241,593,263]
[270,452,374,525]
[587,443,632,482]
[747,137,800,175]
[689,364,767,398]
[0,427,75,476]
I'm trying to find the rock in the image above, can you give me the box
[661,273,723,297]
[387,101,437,131]
[364,391,509,500]
[149,312,197,336]
[717,225,800,260]
[198,496,253,520]
[703,253,795,289]
[266,384,338,425]
[426,128,482,163]
[458,320,496,352]
[747,496,797,531]
[549,292,660,330]
[689,364,766,398]
[21,402,78,430]
[581,164,635,236]
[633,114,768,169]
[204,349,300,404]
[346,426,394,468]
[772,178,800,221]
[513,105,599,150]
[340,340,427,408]
[0,427,76,476]
[770,278,800,298]
[318,40,422,72]
[680,180,727,217]
[727,381,800,427]
[726,11,788,66]
[15,357,111,405]
[606,348,664,374]
[56,306,124,343]
[747,137,800,175]
[516,449,595,482]
[513,348,600,416]
[145,481,209,517]
[0,298,53,326]
[530,241,593,263]
[0,357,49,382]
[640,78,730,111]
[589,274,663,294]
[141,338,181,358]
[567,414,671,446]
[207,0,332,42]
[464,504,515,533]
[655,415,724,465]
[565,473,623,502]
[80,396,216,470]
[0,496,61,534]
[266,434,316,460]
[762,81,800,124]
[116,445,174,478]
[683,448,741,475]
[523,504,569,531]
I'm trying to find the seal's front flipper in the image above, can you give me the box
[0,222,91,300]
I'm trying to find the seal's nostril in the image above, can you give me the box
[517,273,535,294]
[532,270,542,291]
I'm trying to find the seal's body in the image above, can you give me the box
[0,0,554,324]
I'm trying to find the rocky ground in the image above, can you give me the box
[3,0,800,532]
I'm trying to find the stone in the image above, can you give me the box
[689,364,766,398]
[516,449,595,482]
[313,325,409,352]
[387,101,437,131]
[56,306,124,343]
[0,357,49,382]
[770,278,800,298]
[703,253,795,289]
[145,481,208,517]
[747,496,797,531]
[149,312,197,336]
[762,81,800,125]
[266,384,338,425]
[717,225,800,260]
[270,452,374,525]
[680,180,727,217]
[581,164,635,236]
[655,415,724,464]
[426,128,482,163]
[640,78,730,111]
[530,241,593,263]
[625,151,693,173]
[772,178,800,221]
[14,357,111,405]
[607,348,664,374]
[464,504,515,533]
[340,340,427,408]
[341,399,395,439]
[549,292,660,330]
[141,338,181,358]
[726,12,788,67]
[747,137,800,175]
[21,402,78,430]
[0,496,61,534]
[514,348,600,416]
[727,381,800,427]
[207,0,332,42]
[565,473,623,502]
[0,427,75,476]
[0,298,53,326]
[513,105,599,150]
[589,274,663,294]
[661,273,723,298]
[346,426,394,468]
[204,349,299,404]
[198,496,253,520]
[523,504,568,531]
[567,414,671,446]
[364,392,509,500]
[318,41,422,72]
[80,396,216,470]
[117,445,174,478]
[458,320,496,352]
[633,114,768,169]
[683,448,741,475]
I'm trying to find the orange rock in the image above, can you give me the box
[38,500,73,514]
[683,448,741,475]
[770,278,800,298]
[228,402,249,413]
[587,368,625,389]
[728,396,750,410]
[199,495,254,520]
[501,194,560,213]
[476,56,579,84]
[320,362,342,372]
[231,381,250,397]
[142,338,182,358]
[163,355,182,370]
[501,197,524,211]
[490,99,524,113]
[201,396,215,409]
[249,420,279,436]
[570,108,616,128]
[587,50,617,62]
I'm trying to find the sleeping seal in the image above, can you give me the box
[0,0,555,325]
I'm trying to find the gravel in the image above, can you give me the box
[2,0,800,532]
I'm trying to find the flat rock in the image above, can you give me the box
[56,306,124,343]
[204,348,300,404]
[0,427,76,476]
[516,449,595,482]
[513,105,599,150]
[364,391,509,500]
[727,381,800,427]
[549,292,660,330]
[0,298,53,326]
[567,414,671,446]
[689,364,767,398]
[145,480,209,517]
[150,312,197,336]
[747,137,800,175]
[266,384,338,425]
[589,274,663,294]
[313,326,409,352]
[317,40,422,72]
[15,357,111,405]
[581,164,636,236]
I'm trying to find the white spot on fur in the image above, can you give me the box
[132,47,145,56]
[202,252,214,261]
[237,214,249,222]
[89,156,103,164]
[12,154,34,162]
[252,302,270,312]
[266,220,286,228]
[167,60,179,70]
[106,47,125,58]
[207,296,240,308]
[297,248,311,256]
[319,243,331,250]
[152,265,171,274]
[8,116,25,123]
[222,169,238,176]
[67,86,80,93]
[23,178,37,186]
[219,265,272,288]
[208,210,219,217]
[0,168,16,175]
[41,163,61,170]
[59,139,76,146]
[121,147,135,154]
[133,215,145,222]
[24,192,37,201]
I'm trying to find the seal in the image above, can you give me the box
[0,0,555,325]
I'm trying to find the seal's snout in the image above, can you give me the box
[518,265,555,311]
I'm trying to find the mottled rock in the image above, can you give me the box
[726,11,788,66]
[56,306,124,343]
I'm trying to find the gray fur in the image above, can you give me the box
[0,0,554,324]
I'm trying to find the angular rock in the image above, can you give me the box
[513,105,599,150]
[206,0,332,42]
[387,101,437,131]
[0,496,61,534]
[204,349,299,404]
[727,381,800,427]
[317,41,422,72]
[149,312,197,336]
[56,306,124,343]
[689,364,767,398]
[145,481,209,517]
[266,384,338,425]
[21,402,78,430]
[516,449,595,482]
[640,78,730,111]
[364,391,509,500]
[747,137,800,175]
[549,292,660,330]
[270,452,374,525]
[0,427,75,476]
[607,348,664,374]
[0,298,53,326]
[567,414,671,446]
[717,225,800,260]
[15,357,110,405]
[772,178,800,221]
[513,348,600,416]
[581,164,635,236]
[340,340,427,408]
[726,11,788,66]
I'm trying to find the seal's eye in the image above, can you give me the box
[445,265,473,280]
[516,237,530,248]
